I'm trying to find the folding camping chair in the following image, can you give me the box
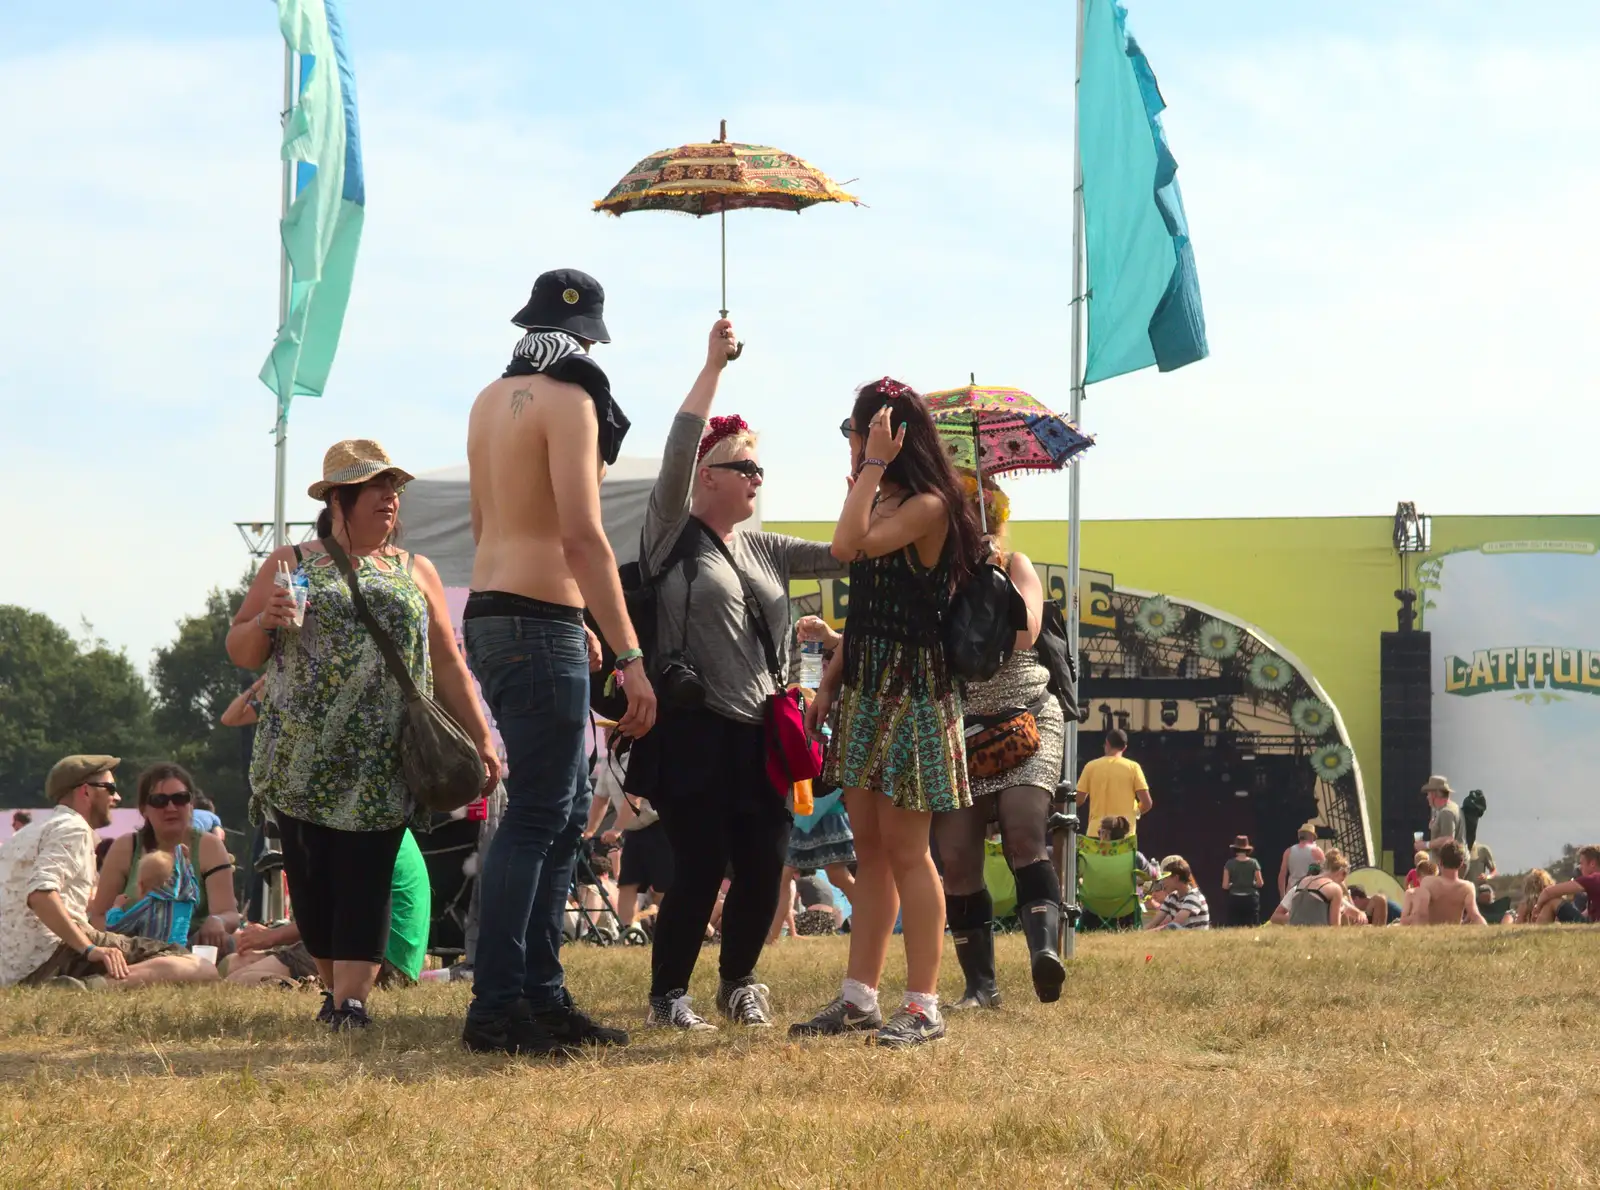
[1076,834,1146,930]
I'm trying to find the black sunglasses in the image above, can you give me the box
[145,791,193,809]
[84,781,119,794]
[839,417,856,440]
[708,460,765,480]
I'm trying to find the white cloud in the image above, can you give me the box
[1,22,1595,664]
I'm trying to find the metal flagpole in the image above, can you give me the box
[1051,0,1089,962]
[273,41,294,553]
[261,39,296,926]
[1064,0,1087,792]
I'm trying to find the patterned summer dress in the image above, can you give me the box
[822,545,970,812]
[250,550,432,832]
[962,648,1065,800]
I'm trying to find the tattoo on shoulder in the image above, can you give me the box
[510,385,532,419]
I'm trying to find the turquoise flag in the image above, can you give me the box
[1080,0,1207,384]
[259,0,365,412]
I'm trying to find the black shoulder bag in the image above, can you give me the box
[322,537,486,814]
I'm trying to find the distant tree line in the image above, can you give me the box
[0,575,256,832]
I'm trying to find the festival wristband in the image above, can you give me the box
[82,944,97,959]
[859,458,889,472]
[614,648,644,669]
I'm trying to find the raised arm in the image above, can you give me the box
[831,407,946,562]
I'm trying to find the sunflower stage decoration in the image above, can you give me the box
[1134,596,1180,640]
[1196,619,1240,661]
[1292,698,1334,736]
[1309,743,1353,782]
[1249,652,1293,691]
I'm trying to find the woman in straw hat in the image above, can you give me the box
[227,439,500,1031]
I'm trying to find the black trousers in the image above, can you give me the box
[648,707,792,996]
[1226,891,1261,928]
[277,814,405,964]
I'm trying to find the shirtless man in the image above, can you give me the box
[459,268,671,1057]
[1403,841,1486,926]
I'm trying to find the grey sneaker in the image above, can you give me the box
[788,996,883,1038]
[869,1006,947,1049]
[719,982,774,1027]
[646,992,718,1032]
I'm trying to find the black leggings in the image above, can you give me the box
[277,814,404,964]
[646,707,791,996]
[932,784,1052,896]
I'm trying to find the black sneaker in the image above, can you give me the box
[869,1006,946,1049]
[717,981,774,1028]
[646,991,718,1032]
[331,999,372,1031]
[534,991,630,1048]
[461,1003,577,1057]
[788,996,882,1038]
[316,990,337,1024]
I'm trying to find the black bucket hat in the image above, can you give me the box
[511,268,611,343]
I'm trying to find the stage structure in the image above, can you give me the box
[1073,587,1371,868]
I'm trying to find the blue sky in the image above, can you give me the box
[4,1,1598,666]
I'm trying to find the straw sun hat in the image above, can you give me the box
[307,439,415,501]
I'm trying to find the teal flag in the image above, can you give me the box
[1080,0,1207,384]
[259,0,365,412]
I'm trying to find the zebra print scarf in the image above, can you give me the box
[502,331,631,464]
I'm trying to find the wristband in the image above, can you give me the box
[859,458,889,472]
[82,944,97,959]
[614,648,644,669]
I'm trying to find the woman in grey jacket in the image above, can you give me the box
[636,319,847,1032]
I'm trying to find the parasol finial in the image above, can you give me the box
[717,118,727,144]
[970,372,976,385]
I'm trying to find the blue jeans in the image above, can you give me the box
[464,615,590,1019]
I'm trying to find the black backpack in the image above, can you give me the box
[1032,599,1081,722]
[945,557,1028,682]
[587,525,697,721]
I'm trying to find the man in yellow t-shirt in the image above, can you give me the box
[1075,729,1153,837]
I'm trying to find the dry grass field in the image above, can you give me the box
[0,927,1596,1189]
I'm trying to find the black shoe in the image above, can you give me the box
[788,996,883,1038]
[461,1003,574,1056]
[1019,899,1067,1003]
[534,990,630,1048]
[947,926,1002,1012]
[331,998,372,1031]
[316,990,337,1025]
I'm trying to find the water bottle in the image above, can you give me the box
[799,640,825,690]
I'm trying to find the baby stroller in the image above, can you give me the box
[1076,834,1145,931]
[566,837,648,947]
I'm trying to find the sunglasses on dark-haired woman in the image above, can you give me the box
[145,791,193,810]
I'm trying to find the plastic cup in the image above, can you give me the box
[291,584,309,627]
[192,944,218,966]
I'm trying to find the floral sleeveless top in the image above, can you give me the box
[250,550,431,831]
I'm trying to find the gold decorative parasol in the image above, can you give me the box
[595,120,857,357]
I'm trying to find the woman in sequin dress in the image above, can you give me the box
[933,472,1068,1011]
[791,378,980,1050]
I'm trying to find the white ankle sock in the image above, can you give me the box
[904,990,940,1023]
[841,978,878,1012]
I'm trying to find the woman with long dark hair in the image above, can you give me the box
[791,378,979,1049]
[227,440,500,1030]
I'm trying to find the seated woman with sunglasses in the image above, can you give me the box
[89,762,240,951]
[632,319,848,1032]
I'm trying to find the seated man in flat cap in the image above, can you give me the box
[0,756,217,988]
